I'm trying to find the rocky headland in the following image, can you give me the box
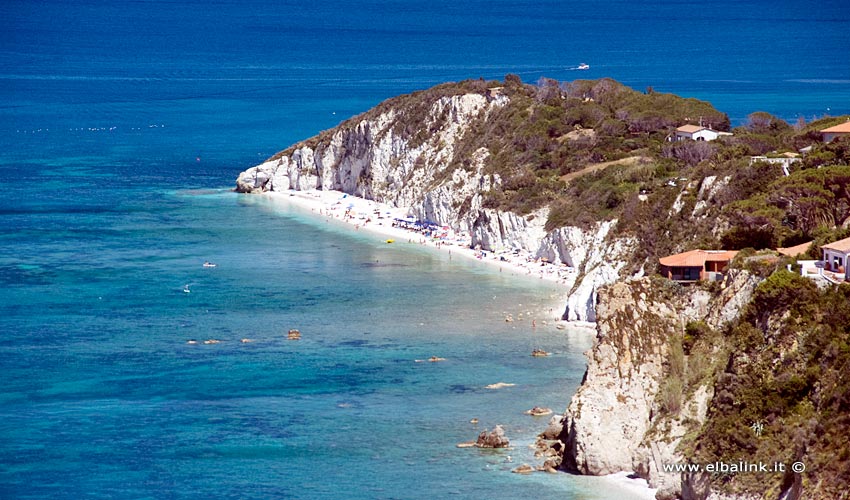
[552,271,761,499]
[236,77,850,499]
[236,82,638,321]
[544,266,850,500]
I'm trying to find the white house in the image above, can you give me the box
[749,152,801,176]
[822,236,850,279]
[674,124,732,142]
[821,122,850,143]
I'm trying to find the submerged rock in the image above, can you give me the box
[524,406,553,416]
[511,464,534,474]
[484,382,515,389]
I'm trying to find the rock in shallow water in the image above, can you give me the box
[524,406,553,416]
[512,464,534,474]
[476,425,510,448]
[539,415,564,440]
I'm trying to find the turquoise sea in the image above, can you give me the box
[1,1,849,498]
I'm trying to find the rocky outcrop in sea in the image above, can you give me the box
[476,425,510,449]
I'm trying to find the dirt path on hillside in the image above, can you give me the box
[560,156,649,184]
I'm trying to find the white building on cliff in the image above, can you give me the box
[673,124,732,142]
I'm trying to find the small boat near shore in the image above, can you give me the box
[577,63,590,70]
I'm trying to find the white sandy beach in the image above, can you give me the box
[599,472,658,500]
[263,188,580,322]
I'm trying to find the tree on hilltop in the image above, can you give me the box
[745,111,792,134]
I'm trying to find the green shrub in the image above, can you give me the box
[660,375,684,415]
[683,321,711,354]
[691,270,850,497]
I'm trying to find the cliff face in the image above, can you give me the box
[684,271,850,500]
[558,271,763,499]
[538,222,636,322]
[236,93,498,207]
[561,278,678,476]
[236,90,633,321]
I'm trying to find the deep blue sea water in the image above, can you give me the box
[1,1,849,498]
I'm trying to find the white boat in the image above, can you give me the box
[203,261,217,268]
[577,63,590,70]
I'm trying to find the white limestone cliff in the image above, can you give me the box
[235,91,633,321]
[536,221,636,322]
[561,279,678,476]
[559,271,762,500]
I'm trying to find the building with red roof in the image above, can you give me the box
[821,236,850,278]
[659,249,738,283]
[821,121,850,143]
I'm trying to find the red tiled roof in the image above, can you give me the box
[659,249,738,267]
[777,241,813,257]
[821,122,850,134]
[822,236,850,253]
[676,124,704,134]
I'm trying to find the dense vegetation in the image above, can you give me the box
[448,76,728,220]
[687,271,850,498]
[291,76,850,274]
[476,78,850,271]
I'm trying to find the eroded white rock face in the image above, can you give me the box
[235,92,633,322]
[537,221,635,322]
[560,272,763,499]
[237,94,495,204]
[562,280,676,476]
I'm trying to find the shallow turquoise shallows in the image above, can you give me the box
[0,186,606,499]
[1,0,848,497]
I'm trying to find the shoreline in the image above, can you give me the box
[260,189,581,323]
[251,189,656,499]
[597,472,657,500]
